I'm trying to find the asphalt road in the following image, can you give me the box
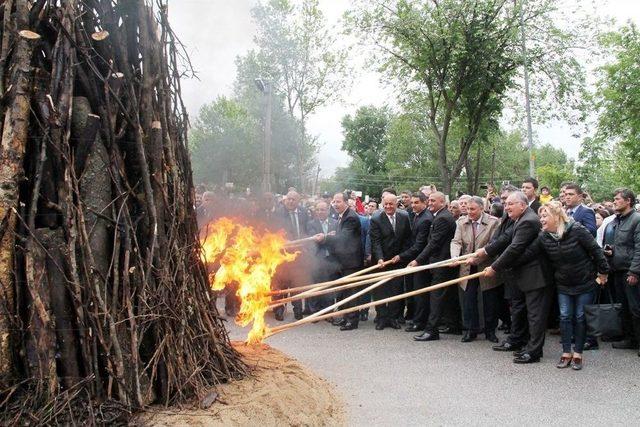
[226,308,640,426]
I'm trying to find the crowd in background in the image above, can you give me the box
[195,179,640,370]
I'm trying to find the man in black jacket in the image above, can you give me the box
[306,200,339,313]
[605,188,640,353]
[369,193,412,330]
[314,192,364,331]
[393,192,433,332]
[522,177,541,214]
[273,190,310,321]
[479,191,552,363]
[409,192,458,342]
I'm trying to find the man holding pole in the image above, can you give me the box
[394,192,433,332]
[369,193,412,330]
[450,196,500,343]
[313,192,364,331]
[476,191,552,364]
[408,192,458,342]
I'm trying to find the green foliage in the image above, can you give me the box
[345,0,588,194]
[597,24,640,158]
[251,0,349,190]
[578,24,640,201]
[341,106,391,175]
[189,97,261,189]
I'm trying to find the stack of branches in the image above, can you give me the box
[0,0,246,423]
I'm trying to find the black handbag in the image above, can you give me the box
[585,286,623,338]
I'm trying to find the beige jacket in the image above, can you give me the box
[450,212,500,291]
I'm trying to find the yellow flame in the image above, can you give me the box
[200,218,298,343]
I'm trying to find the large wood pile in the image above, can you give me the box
[0,0,246,423]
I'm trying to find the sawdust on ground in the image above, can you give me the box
[138,341,346,426]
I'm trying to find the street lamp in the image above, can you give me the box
[255,78,272,193]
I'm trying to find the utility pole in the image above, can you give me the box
[255,78,272,192]
[519,1,535,177]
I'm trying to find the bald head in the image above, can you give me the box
[382,193,398,216]
[284,191,300,212]
[428,191,446,213]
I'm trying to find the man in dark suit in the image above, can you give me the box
[564,183,597,237]
[393,192,433,332]
[314,192,364,331]
[409,192,458,342]
[273,190,310,321]
[522,177,541,214]
[479,191,552,364]
[369,193,412,330]
[306,200,339,313]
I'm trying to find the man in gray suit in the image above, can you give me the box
[474,192,552,364]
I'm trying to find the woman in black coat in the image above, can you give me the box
[519,202,609,370]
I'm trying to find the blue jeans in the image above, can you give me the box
[558,290,595,353]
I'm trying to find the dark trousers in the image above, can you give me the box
[496,284,511,327]
[425,267,457,333]
[373,274,404,322]
[307,258,339,313]
[613,270,640,342]
[463,280,500,334]
[509,285,553,357]
[404,274,415,320]
[338,267,363,324]
[411,271,431,328]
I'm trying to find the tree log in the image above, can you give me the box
[0,27,39,383]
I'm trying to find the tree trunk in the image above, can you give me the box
[0,28,40,383]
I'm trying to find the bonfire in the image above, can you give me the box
[200,218,299,343]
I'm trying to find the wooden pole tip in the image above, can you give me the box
[91,30,110,41]
[19,30,41,40]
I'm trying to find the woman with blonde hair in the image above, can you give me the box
[517,201,609,370]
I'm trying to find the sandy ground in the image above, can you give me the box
[138,342,346,426]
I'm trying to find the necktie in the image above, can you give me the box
[472,221,479,251]
[322,220,328,234]
[390,215,396,232]
[290,211,300,238]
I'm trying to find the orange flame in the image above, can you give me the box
[200,217,298,344]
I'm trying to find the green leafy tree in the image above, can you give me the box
[189,97,261,189]
[341,105,391,175]
[346,0,588,195]
[251,0,349,191]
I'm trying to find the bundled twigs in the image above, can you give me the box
[267,271,486,337]
[0,1,246,424]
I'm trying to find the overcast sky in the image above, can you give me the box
[171,0,640,177]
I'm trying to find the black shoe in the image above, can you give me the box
[485,332,499,343]
[340,322,358,331]
[293,310,303,320]
[274,310,284,321]
[570,356,583,370]
[388,319,401,330]
[375,319,387,331]
[438,326,462,335]
[492,341,524,352]
[461,332,477,343]
[413,331,439,342]
[396,317,406,325]
[405,324,422,332]
[359,311,369,322]
[612,339,639,349]
[332,318,346,327]
[513,353,540,364]
[583,341,599,351]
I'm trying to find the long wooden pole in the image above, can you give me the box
[268,253,474,297]
[266,271,485,337]
[268,254,473,308]
[268,259,396,297]
[302,276,395,322]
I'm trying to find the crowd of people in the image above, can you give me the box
[195,179,640,370]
